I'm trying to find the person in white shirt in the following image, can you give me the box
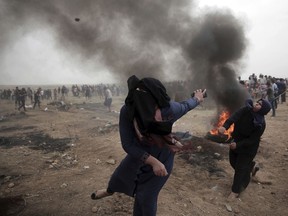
[104,86,112,112]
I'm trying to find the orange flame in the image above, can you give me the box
[210,111,234,140]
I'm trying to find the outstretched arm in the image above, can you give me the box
[168,89,206,121]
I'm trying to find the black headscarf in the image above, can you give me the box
[124,75,172,135]
[246,98,271,128]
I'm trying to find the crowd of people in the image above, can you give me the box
[0,74,286,115]
[0,79,205,113]
[0,84,123,112]
[241,73,287,117]
[0,86,64,111]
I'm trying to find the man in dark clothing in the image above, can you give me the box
[18,88,27,111]
[14,87,20,109]
[33,89,41,109]
[218,98,271,199]
[276,78,286,103]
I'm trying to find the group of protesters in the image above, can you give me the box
[71,84,122,99]
[241,73,287,117]
[0,86,61,111]
[0,87,44,111]
[0,75,286,114]
[0,84,124,112]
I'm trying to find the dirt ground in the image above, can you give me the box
[0,90,287,216]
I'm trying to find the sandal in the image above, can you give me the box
[91,189,113,200]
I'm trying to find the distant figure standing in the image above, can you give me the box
[271,78,278,109]
[27,87,33,104]
[61,85,66,101]
[53,88,58,101]
[14,87,20,109]
[277,78,286,104]
[104,86,112,112]
[85,86,91,100]
[18,88,27,111]
[266,81,276,117]
[33,88,41,109]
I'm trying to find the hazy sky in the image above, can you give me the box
[198,0,288,80]
[0,0,287,85]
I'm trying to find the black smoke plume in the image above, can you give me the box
[0,0,248,112]
[184,11,248,112]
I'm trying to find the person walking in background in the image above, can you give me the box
[33,88,41,109]
[61,85,66,101]
[18,88,27,111]
[277,78,286,104]
[266,81,276,117]
[53,88,58,101]
[259,74,267,99]
[14,86,20,110]
[103,86,112,112]
[27,87,33,104]
[218,98,271,199]
[85,85,91,100]
[271,78,278,109]
[91,75,206,216]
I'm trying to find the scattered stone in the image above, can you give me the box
[214,152,221,159]
[106,159,116,165]
[211,185,218,191]
[105,122,112,127]
[67,143,75,147]
[225,203,232,212]
[60,183,68,188]
[92,206,98,213]
[8,183,15,188]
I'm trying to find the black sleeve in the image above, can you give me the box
[223,106,248,130]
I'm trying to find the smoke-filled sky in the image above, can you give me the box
[199,0,288,80]
[0,0,287,86]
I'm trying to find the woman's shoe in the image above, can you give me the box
[91,189,113,200]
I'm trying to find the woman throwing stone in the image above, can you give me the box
[91,75,206,216]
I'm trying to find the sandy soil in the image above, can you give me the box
[0,91,287,216]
